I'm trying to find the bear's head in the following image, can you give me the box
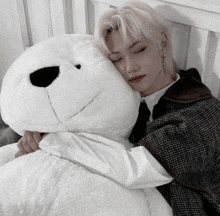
[1,34,140,143]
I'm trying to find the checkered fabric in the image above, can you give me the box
[133,69,220,215]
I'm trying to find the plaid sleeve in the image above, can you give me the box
[138,98,220,203]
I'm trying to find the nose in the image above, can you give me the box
[123,58,138,74]
[30,66,59,87]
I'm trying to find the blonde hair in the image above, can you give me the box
[94,2,178,77]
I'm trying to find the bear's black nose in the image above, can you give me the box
[30,66,60,87]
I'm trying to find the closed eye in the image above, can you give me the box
[134,47,146,53]
[109,54,122,63]
[112,58,122,63]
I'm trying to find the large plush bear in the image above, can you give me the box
[0,34,170,216]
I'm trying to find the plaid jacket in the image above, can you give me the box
[133,68,220,215]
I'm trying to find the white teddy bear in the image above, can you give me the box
[0,34,170,216]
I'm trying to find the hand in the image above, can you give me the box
[15,131,44,158]
[15,149,27,158]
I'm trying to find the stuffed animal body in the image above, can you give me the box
[0,34,170,215]
[0,142,150,216]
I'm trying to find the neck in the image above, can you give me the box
[141,71,176,97]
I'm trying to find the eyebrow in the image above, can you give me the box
[129,41,141,49]
[110,41,141,55]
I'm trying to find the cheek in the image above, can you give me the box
[119,71,129,81]
[143,54,162,72]
[114,63,128,80]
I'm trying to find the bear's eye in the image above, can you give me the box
[75,64,81,70]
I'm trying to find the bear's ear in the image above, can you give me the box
[30,66,60,87]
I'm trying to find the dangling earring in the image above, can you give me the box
[161,53,168,75]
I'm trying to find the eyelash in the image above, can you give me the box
[112,58,122,63]
[134,47,146,53]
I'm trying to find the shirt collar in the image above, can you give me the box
[142,74,180,114]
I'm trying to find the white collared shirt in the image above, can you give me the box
[142,74,180,122]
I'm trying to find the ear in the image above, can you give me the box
[158,32,168,52]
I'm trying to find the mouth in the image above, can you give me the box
[69,92,100,119]
[129,75,146,83]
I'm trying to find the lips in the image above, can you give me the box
[129,75,145,83]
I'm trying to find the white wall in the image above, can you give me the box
[0,0,91,90]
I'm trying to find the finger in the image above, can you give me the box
[32,132,42,150]
[15,150,22,158]
[15,150,27,158]
[17,138,28,153]
[42,133,49,138]
[22,131,36,153]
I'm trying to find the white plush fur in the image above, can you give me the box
[0,34,173,216]
[0,34,153,215]
[1,34,139,143]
